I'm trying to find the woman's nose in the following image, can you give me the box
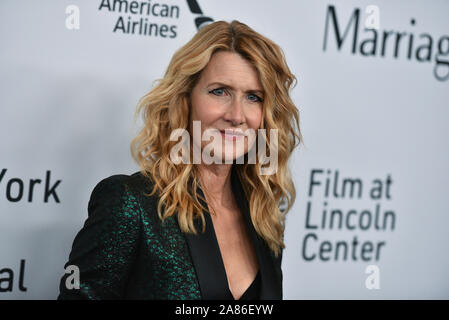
[225,96,245,126]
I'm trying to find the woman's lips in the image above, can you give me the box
[219,130,245,141]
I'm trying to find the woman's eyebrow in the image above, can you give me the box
[207,82,264,95]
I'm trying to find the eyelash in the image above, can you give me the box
[209,87,263,103]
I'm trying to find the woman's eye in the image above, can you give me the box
[210,88,225,96]
[248,93,263,102]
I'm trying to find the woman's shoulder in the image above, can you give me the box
[90,170,155,197]
[88,171,159,214]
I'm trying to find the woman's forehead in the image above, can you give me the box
[199,52,263,90]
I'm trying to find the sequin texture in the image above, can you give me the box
[57,172,202,299]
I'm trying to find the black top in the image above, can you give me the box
[238,270,261,300]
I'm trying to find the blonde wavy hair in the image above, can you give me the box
[130,20,304,257]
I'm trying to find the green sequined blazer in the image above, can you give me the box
[57,166,283,300]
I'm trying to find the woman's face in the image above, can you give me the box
[189,50,264,163]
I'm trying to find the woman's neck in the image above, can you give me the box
[196,163,234,209]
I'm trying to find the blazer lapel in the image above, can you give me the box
[230,166,282,299]
[183,186,233,299]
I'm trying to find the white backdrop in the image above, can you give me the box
[0,0,448,299]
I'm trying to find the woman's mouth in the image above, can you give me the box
[219,129,246,141]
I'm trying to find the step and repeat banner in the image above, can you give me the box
[0,0,448,299]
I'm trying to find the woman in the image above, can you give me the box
[58,20,303,300]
